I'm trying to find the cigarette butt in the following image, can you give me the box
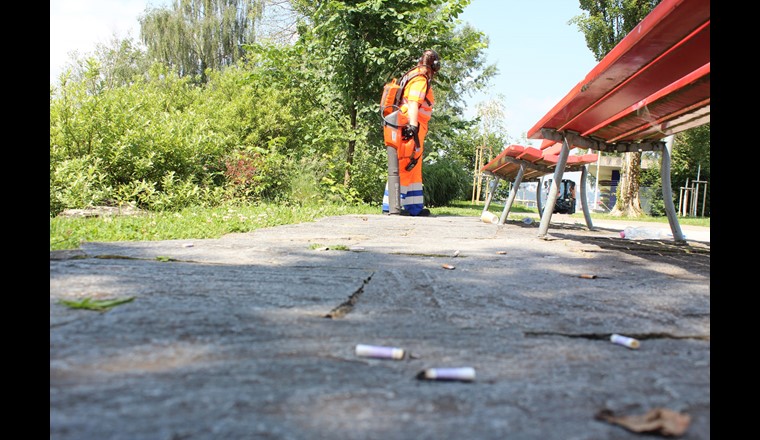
[355,344,405,360]
[416,367,476,382]
[610,333,640,349]
[497,251,507,255]
[579,274,597,279]
[442,264,455,270]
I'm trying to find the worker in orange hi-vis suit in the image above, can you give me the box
[382,49,440,217]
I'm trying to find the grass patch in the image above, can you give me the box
[50,200,708,251]
[441,200,710,227]
[309,243,350,251]
[50,202,378,251]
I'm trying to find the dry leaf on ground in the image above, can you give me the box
[596,408,690,436]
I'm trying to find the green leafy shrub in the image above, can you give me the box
[50,156,115,215]
[422,156,470,207]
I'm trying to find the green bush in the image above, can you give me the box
[345,144,387,206]
[422,156,470,207]
[50,156,115,215]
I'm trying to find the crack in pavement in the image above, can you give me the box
[324,273,374,319]
[524,331,709,341]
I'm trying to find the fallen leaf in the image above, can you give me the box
[58,296,136,312]
[596,408,690,436]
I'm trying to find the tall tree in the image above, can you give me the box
[471,96,508,202]
[139,0,265,83]
[570,0,661,217]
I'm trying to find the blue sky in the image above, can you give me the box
[50,0,169,84]
[50,0,597,147]
[458,1,597,145]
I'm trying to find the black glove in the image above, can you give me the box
[401,124,418,141]
[405,156,419,171]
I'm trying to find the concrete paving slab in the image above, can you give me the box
[50,214,710,440]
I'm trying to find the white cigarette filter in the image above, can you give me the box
[355,344,405,360]
[610,333,640,349]
[420,367,476,381]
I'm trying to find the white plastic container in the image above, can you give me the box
[481,212,499,224]
[620,226,672,240]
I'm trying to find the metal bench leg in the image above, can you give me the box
[538,137,570,238]
[482,177,500,214]
[661,136,685,242]
[499,165,525,224]
[536,177,544,216]
[580,165,594,230]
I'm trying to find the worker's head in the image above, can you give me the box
[420,49,441,74]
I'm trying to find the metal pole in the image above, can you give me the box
[701,182,707,217]
[386,146,401,214]
[580,165,593,230]
[594,150,601,210]
[471,145,479,203]
[482,177,498,214]
[538,136,571,238]
[500,165,525,224]
[660,135,685,241]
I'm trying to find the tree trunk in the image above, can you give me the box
[609,151,645,217]
[344,105,357,187]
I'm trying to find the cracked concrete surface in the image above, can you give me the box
[50,214,709,440]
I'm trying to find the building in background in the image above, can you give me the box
[585,153,658,213]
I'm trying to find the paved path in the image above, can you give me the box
[50,214,710,440]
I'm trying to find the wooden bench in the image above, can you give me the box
[488,0,710,241]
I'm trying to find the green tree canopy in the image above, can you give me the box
[139,0,265,83]
[260,0,494,187]
[570,0,661,62]
[571,0,661,217]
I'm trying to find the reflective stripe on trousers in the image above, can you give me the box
[382,182,424,214]
[400,182,424,213]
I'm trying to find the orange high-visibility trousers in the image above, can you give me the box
[397,123,427,215]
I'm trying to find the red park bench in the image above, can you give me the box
[481,0,709,242]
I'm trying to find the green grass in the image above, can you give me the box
[50,200,709,251]
[446,200,710,227]
[567,210,710,227]
[50,202,379,251]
